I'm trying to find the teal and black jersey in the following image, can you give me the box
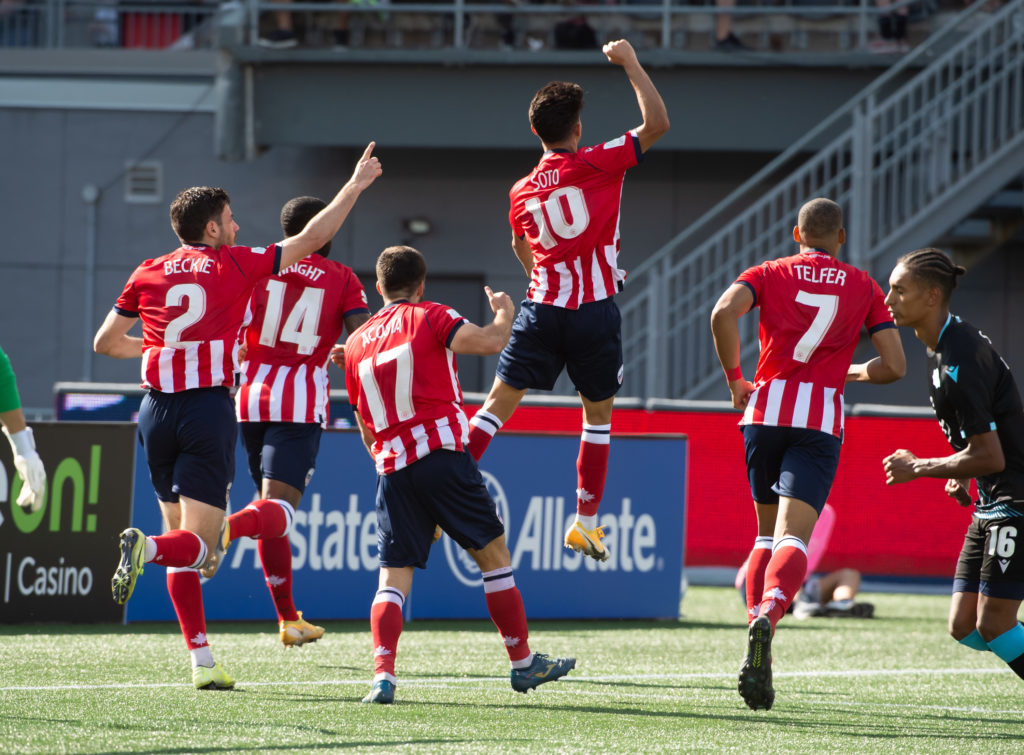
[927,313,1024,517]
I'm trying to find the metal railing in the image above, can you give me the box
[619,0,1024,399]
[0,0,925,50]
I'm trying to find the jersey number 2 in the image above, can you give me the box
[524,186,590,249]
[258,279,324,355]
[358,343,414,430]
[793,290,839,363]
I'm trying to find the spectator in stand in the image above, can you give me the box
[259,0,371,49]
[714,0,750,51]
[870,0,909,54]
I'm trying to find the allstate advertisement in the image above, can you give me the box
[0,423,136,623]
[126,432,687,622]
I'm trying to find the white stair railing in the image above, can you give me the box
[620,0,1024,400]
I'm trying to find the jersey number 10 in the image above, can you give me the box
[524,186,590,249]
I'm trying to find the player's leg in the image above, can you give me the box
[950,518,988,651]
[468,301,560,461]
[564,299,623,561]
[740,425,782,624]
[363,566,413,704]
[975,515,1024,678]
[467,376,527,460]
[979,595,1024,679]
[468,533,576,693]
[426,449,574,692]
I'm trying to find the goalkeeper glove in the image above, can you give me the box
[3,426,46,512]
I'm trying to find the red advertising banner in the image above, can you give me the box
[472,404,968,579]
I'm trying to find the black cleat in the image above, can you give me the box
[738,615,774,710]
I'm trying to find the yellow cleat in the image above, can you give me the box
[112,528,146,605]
[280,611,325,648]
[193,661,235,690]
[564,521,609,562]
[199,519,230,580]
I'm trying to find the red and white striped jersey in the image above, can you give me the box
[736,248,894,439]
[509,131,641,309]
[236,255,369,426]
[344,300,469,475]
[114,243,281,393]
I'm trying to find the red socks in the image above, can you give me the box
[576,424,611,517]
[259,535,298,622]
[467,410,502,461]
[370,588,405,682]
[482,567,531,663]
[227,498,292,541]
[758,536,809,630]
[745,537,774,624]
[167,568,208,649]
[151,530,206,569]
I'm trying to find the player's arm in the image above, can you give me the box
[512,234,533,277]
[93,310,144,359]
[353,412,376,459]
[449,286,515,356]
[710,283,756,410]
[603,39,669,153]
[278,142,382,270]
[0,348,46,512]
[847,327,906,384]
[883,431,1006,485]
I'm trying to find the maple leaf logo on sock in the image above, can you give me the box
[373,646,393,656]
[190,632,208,647]
[503,635,521,647]
[265,575,286,587]
[576,488,595,502]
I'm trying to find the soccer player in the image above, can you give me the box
[93,143,381,689]
[710,197,905,710]
[466,39,669,562]
[0,344,46,512]
[206,195,371,648]
[882,248,1024,683]
[344,245,576,704]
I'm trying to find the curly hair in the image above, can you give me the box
[529,81,584,144]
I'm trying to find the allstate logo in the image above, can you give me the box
[443,469,510,588]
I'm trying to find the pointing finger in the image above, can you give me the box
[360,141,376,161]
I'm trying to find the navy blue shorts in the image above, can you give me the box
[496,298,623,402]
[137,387,236,509]
[953,514,1024,600]
[742,424,842,513]
[240,421,322,493]
[376,450,506,569]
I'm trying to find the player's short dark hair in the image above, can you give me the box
[170,186,230,245]
[377,245,426,299]
[281,196,330,258]
[529,81,584,145]
[897,247,966,304]
[797,198,844,240]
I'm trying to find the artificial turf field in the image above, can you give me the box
[1,586,1021,754]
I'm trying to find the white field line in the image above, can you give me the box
[0,666,1007,694]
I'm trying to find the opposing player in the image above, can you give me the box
[206,195,371,648]
[466,39,669,563]
[345,245,575,704]
[882,248,1024,683]
[0,345,46,512]
[710,197,905,710]
[93,143,381,689]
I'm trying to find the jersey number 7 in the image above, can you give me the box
[793,290,838,363]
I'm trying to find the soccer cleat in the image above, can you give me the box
[563,521,608,562]
[824,599,875,619]
[280,612,325,647]
[111,528,146,605]
[192,661,236,690]
[510,652,576,693]
[361,679,395,704]
[199,519,230,579]
[738,615,774,710]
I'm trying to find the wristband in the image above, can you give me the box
[3,426,35,457]
[724,366,743,382]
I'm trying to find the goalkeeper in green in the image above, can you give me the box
[0,345,46,511]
